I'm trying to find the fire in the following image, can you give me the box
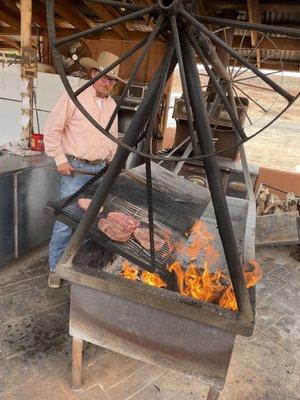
[121,263,166,288]
[244,259,263,287]
[141,271,167,288]
[168,260,261,311]
[120,220,262,312]
[176,220,219,263]
[121,261,139,280]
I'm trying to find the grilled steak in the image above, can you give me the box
[77,198,103,213]
[133,227,165,252]
[107,212,140,230]
[98,218,133,243]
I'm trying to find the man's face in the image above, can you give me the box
[91,69,117,98]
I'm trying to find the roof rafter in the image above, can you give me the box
[82,0,127,39]
[38,0,96,31]
[0,1,20,30]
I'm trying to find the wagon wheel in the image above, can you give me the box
[197,26,285,133]
[46,0,300,162]
[46,0,300,322]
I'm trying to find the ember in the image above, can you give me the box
[120,220,262,311]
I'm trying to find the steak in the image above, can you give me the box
[133,227,165,252]
[107,212,140,230]
[98,218,133,243]
[77,198,103,213]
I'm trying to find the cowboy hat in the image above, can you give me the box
[79,51,126,83]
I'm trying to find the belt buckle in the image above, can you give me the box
[90,159,101,165]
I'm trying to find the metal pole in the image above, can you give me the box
[226,84,255,202]
[57,43,176,270]
[180,32,253,323]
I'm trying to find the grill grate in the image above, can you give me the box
[47,168,210,276]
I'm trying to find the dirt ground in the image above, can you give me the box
[165,69,300,172]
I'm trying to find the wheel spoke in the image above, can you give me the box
[235,70,282,83]
[233,83,267,113]
[235,81,274,93]
[179,8,294,103]
[234,47,278,80]
[75,37,148,97]
[186,26,247,140]
[232,85,253,125]
[54,4,157,46]
[232,35,264,80]
[230,29,247,77]
[170,15,199,155]
[107,14,165,131]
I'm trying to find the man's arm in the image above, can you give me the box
[43,91,75,174]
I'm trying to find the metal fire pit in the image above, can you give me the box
[47,164,256,399]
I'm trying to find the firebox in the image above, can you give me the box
[46,163,256,399]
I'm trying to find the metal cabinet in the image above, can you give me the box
[0,155,60,268]
[0,174,15,267]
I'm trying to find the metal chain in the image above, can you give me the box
[145,158,156,270]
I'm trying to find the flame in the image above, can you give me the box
[177,220,220,263]
[121,261,139,280]
[168,259,262,311]
[168,261,225,304]
[141,271,167,288]
[120,220,262,312]
[121,262,166,289]
[219,286,237,311]
[244,259,263,288]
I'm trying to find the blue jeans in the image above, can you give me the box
[48,158,107,271]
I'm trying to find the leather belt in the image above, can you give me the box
[67,154,105,165]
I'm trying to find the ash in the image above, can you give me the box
[73,240,116,270]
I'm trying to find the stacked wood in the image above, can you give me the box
[256,186,300,216]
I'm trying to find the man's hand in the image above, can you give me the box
[57,162,75,175]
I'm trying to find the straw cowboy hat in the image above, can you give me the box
[80,51,126,83]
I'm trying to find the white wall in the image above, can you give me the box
[0,64,86,145]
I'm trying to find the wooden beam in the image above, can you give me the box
[38,0,95,31]
[205,1,300,13]
[0,2,20,29]
[0,26,165,42]
[0,35,20,49]
[20,0,34,143]
[247,0,261,67]
[82,1,127,39]
[4,0,46,28]
[233,35,300,52]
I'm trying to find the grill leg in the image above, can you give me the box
[207,387,220,400]
[72,336,83,390]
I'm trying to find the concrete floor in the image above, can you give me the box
[0,244,299,400]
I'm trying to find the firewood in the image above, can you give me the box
[264,193,281,214]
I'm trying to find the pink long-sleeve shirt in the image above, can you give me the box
[43,85,118,166]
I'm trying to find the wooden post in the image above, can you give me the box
[20,0,36,147]
[72,337,83,390]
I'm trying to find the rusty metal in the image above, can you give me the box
[70,283,236,393]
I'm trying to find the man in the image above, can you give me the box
[44,51,123,288]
